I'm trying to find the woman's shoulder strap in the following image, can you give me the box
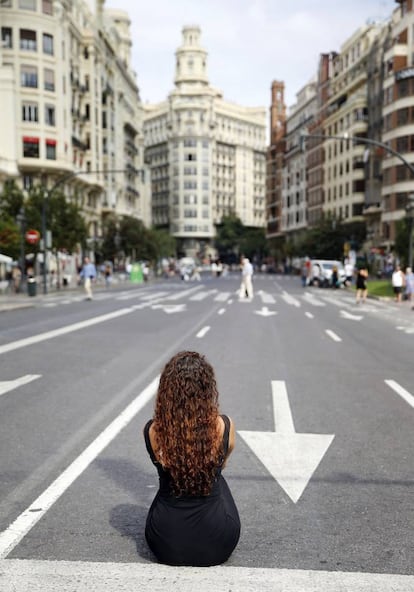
[220,414,231,455]
[143,419,157,462]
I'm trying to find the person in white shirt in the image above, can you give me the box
[239,257,254,300]
[391,265,405,303]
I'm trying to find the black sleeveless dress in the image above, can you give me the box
[144,415,241,566]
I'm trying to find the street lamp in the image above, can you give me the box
[406,193,414,269]
[16,205,26,291]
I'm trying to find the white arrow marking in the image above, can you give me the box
[254,306,277,317]
[0,375,41,397]
[238,381,334,503]
[305,311,314,319]
[340,309,363,321]
[151,304,186,314]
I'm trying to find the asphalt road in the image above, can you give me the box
[0,273,413,591]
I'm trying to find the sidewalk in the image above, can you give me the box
[0,275,138,313]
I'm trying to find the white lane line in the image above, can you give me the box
[385,379,414,409]
[0,374,41,397]
[325,329,342,342]
[3,559,414,592]
[305,312,314,319]
[0,308,133,356]
[218,308,225,315]
[0,375,159,559]
[196,326,210,338]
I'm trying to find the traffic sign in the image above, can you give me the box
[25,229,40,244]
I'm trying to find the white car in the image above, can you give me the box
[308,260,346,287]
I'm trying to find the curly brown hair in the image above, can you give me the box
[152,351,223,496]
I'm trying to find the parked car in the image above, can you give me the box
[308,260,346,287]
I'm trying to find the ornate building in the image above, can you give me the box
[0,0,148,258]
[143,25,267,259]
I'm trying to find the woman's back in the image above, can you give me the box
[144,413,240,566]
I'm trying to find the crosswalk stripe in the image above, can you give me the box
[1,559,413,592]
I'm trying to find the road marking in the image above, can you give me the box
[254,306,277,317]
[305,312,314,319]
[196,326,210,338]
[0,374,41,397]
[238,381,334,503]
[281,291,301,307]
[302,292,325,307]
[2,559,413,592]
[151,304,186,314]
[0,376,159,559]
[325,329,342,342]
[218,308,226,315]
[259,291,276,304]
[190,290,212,301]
[214,292,231,302]
[385,379,414,409]
[0,308,134,356]
[340,310,363,321]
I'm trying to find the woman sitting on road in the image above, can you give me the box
[144,351,240,566]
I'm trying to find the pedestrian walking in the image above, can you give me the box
[391,265,405,303]
[143,351,240,566]
[79,256,97,300]
[239,256,254,300]
[355,266,368,304]
[404,266,414,309]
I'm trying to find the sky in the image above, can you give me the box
[105,0,397,112]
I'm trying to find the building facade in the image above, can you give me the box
[143,25,267,259]
[0,0,148,259]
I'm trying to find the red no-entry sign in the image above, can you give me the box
[25,229,40,244]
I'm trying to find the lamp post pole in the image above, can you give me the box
[41,188,48,294]
[16,205,26,292]
[406,194,414,269]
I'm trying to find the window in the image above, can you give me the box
[22,102,38,122]
[23,137,39,158]
[20,29,37,51]
[19,0,36,8]
[21,65,38,88]
[44,68,55,91]
[43,33,53,55]
[42,0,53,14]
[45,104,55,125]
[46,139,56,160]
[1,28,12,49]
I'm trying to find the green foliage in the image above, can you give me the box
[295,219,366,260]
[0,180,87,257]
[0,218,20,259]
[239,227,269,261]
[215,214,268,262]
[394,218,412,268]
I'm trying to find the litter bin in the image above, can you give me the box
[27,278,37,297]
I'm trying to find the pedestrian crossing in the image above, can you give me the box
[35,285,414,334]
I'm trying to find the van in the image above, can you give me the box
[308,259,346,287]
